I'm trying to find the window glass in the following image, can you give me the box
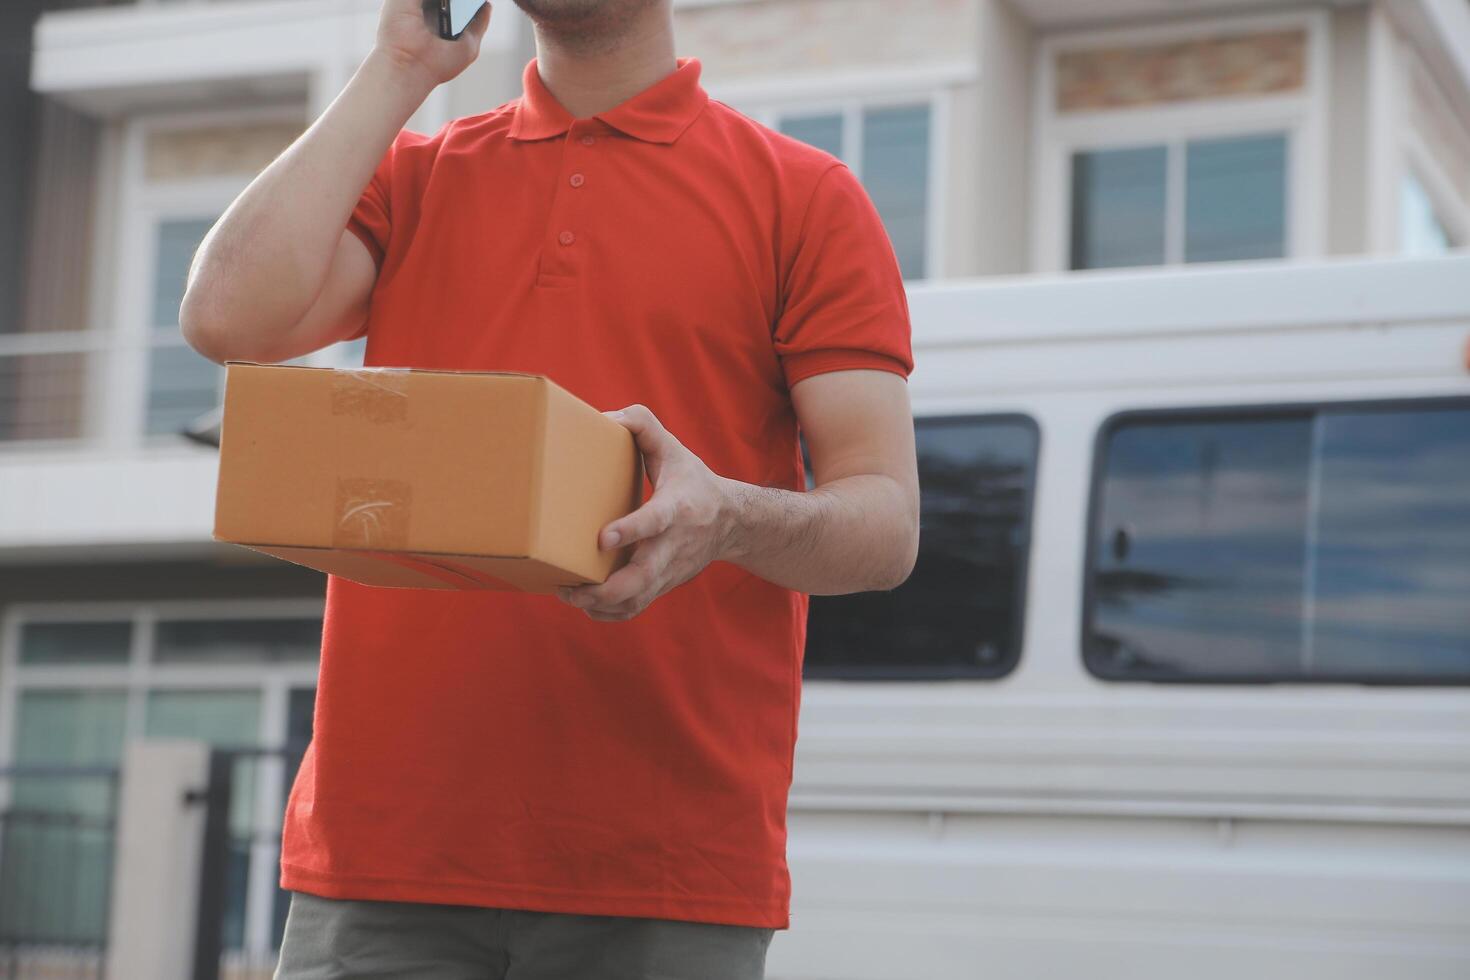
[777,105,931,279]
[862,104,931,280]
[1184,133,1288,263]
[3,690,126,945]
[146,343,222,436]
[1089,416,1311,677]
[778,113,843,159]
[1310,408,1470,677]
[1070,133,1289,269]
[13,690,126,812]
[1087,402,1470,682]
[1400,174,1454,256]
[19,621,132,666]
[1070,146,1168,269]
[148,217,221,437]
[151,218,214,327]
[154,618,322,664]
[805,417,1037,678]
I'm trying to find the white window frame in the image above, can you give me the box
[1032,10,1331,274]
[1401,141,1469,253]
[712,63,967,281]
[0,598,324,961]
[111,103,358,452]
[1397,66,1470,252]
[1370,20,1470,255]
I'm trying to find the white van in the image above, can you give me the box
[772,255,1470,980]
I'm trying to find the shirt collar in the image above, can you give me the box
[509,57,709,144]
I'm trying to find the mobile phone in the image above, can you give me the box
[437,0,487,40]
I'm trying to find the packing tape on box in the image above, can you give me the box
[331,368,410,423]
[333,477,412,549]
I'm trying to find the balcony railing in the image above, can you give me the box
[0,329,365,450]
[0,347,89,443]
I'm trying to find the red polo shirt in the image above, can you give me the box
[280,57,912,929]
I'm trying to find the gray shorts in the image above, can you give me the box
[274,891,775,980]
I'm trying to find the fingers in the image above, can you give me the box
[606,404,679,482]
[584,559,655,608]
[558,547,664,620]
[599,498,675,551]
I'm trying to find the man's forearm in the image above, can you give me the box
[718,474,918,596]
[180,51,434,362]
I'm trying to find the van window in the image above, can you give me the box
[805,415,1039,679]
[1085,400,1470,683]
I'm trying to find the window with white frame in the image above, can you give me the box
[0,605,321,956]
[147,215,225,436]
[1038,15,1324,273]
[1070,133,1289,269]
[124,109,359,450]
[759,100,936,280]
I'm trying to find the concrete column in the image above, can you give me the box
[105,740,212,980]
[1364,2,1405,253]
[972,0,1037,277]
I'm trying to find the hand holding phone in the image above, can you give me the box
[438,0,490,40]
[370,0,491,90]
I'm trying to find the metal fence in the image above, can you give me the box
[0,766,119,980]
[193,743,308,980]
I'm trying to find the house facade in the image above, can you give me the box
[1,0,1467,971]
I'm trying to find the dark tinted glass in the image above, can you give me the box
[154,618,322,664]
[1089,415,1311,678]
[805,417,1037,678]
[19,621,132,665]
[1087,401,1470,682]
[1070,145,1167,269]
[1310,408,1470,678]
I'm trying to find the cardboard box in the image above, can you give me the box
[213,362,642,593]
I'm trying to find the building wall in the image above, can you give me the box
[0,0,48,338]
[1362,2,1470,252]
[1328,5,1372,256]
[143,119,305,182]
[1051,28,1306,110]
[969,0,1034,277]
[675,0,975,78]
[1402,33,1470,212]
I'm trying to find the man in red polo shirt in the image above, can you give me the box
[182,0,917,976]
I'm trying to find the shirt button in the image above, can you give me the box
[580,135,595,146]
[569,173,585,188]
[558,231,576,246]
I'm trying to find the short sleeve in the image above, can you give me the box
[344,133,400,274]
[773,163,914,389]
